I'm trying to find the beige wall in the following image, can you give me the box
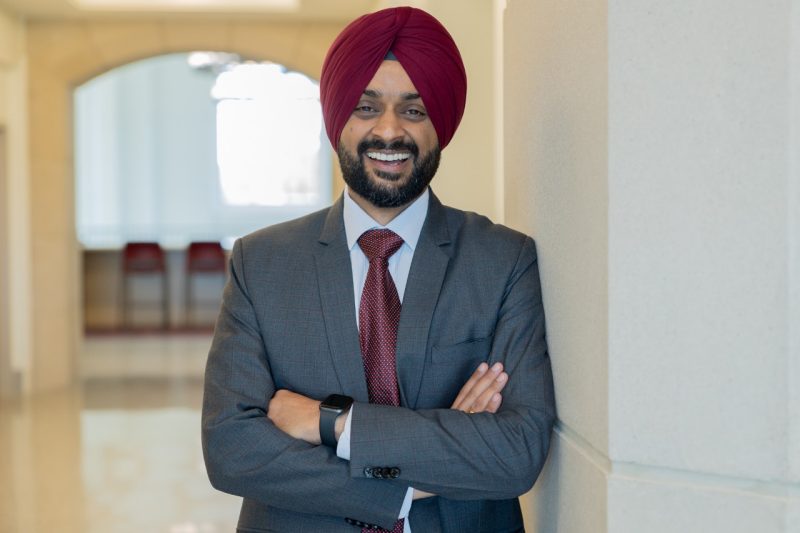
[0,14,6,392]
[505,0,800,531]
[422,0,497,220]
[605,2,798,530]
[0,8,29,396]
[504,0,609,529]
[0,124,8,396]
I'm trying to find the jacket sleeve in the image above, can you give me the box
[201,238,408,530]
[348,236,556,500]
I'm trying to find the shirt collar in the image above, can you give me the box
[343,187,429,252]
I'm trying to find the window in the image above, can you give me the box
[212,61,325,207]
[75,52,331,249]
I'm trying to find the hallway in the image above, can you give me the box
[0,335,240,533]
[0,1,798,532]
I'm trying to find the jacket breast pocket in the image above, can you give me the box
[421,336,493,407]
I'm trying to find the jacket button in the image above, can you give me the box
[381,467,391,478]
[389,467,401,478]
[363,467,374,478]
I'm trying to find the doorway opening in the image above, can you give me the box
[75,51,330,339]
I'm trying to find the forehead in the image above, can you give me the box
[362,60,420,98]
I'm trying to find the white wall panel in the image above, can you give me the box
[505,0,799,531]
[608,0,792,482]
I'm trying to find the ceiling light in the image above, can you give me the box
[69,0,299,11]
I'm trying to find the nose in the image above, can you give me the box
[371,110,404,143]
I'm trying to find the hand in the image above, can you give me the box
[450,362,508,414]
[267,389,322,444]
[414,363,509,502]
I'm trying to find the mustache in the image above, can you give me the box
[357,139,419,157]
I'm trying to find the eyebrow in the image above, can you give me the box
[363,89,422,101]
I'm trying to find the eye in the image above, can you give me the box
[353,103,379,116]
[403,107,427,120]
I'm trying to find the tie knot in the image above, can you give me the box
[358,229,404,262]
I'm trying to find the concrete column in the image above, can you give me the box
[505,0,799,531]
[505,0,609,529]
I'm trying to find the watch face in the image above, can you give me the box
[322,394,353,410]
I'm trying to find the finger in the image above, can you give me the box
[463,364,504,410]
[451,362,489,409]
[454,362,504,412]
[453,362,490,406]
[469,373,507,413]
[452,362,498,410]
[484,392,503,414]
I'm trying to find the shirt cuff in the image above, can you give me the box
[399,487,413,519]
[335,405,353,460]
[337,406,412,524]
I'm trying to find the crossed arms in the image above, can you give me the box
[267,360,510,501]
[201,233,555,529]
[268,360,509,444]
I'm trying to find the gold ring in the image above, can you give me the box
[468,409,475,414]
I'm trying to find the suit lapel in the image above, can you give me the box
[314,197,370,402]
[396,193,451,409]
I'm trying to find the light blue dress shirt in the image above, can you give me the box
[337,186,430,531]
[344,186,429,318]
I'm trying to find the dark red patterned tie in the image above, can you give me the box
[357,229,405,533]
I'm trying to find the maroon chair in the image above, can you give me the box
[184,241,227,327]
[121,242,169,329]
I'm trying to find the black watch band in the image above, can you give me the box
[319,394,353,448]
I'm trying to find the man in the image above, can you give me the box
[202,6,555,533]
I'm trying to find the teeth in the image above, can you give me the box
[367,152,410,162]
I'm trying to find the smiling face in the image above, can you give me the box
[337,60,440,211]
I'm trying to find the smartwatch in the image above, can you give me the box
[319,394,353,448]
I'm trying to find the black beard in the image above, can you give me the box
[337,139,440,208]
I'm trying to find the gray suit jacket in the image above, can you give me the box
[202,192,555,533]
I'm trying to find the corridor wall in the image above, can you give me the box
[504,0,800,531]
[0,8,30,396]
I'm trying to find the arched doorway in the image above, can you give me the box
[76,51,331,333]
[25,18,344,391]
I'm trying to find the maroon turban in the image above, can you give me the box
[319,7,467,152]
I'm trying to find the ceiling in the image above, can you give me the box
[0,0,383,20]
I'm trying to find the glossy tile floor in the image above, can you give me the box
[0,334,241,533]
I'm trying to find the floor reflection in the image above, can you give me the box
[0,335,240,533]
